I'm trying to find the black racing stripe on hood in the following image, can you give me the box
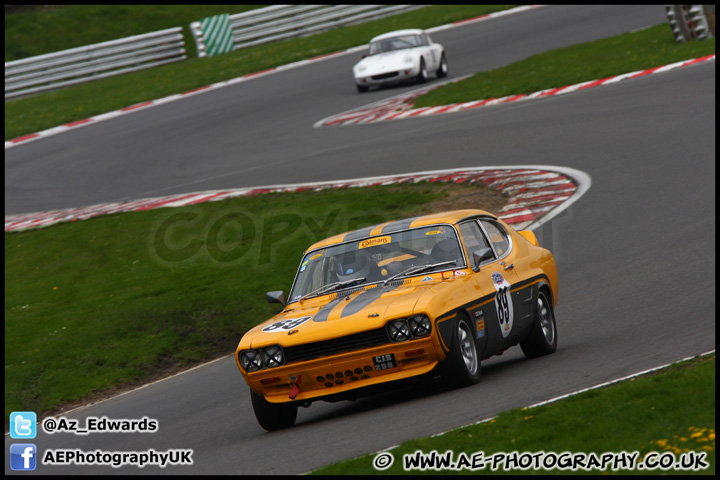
[312,296,344,323]
[340,281,404,319]
[313,281,405,322]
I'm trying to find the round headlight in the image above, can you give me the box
[263,345,285,368]
[388,319,411,342]
[240,349,263,372]
[409,315,431,337]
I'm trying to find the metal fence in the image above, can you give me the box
[191,5,425,58]
[5,28,186,100]
[665,5,715,42]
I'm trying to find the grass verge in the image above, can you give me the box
[414,24,715,108]
[4,182,504,419]
[310,354,715,475]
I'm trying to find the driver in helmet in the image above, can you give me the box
[335,249,376,282]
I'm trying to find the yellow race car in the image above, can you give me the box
[236,209,559,430]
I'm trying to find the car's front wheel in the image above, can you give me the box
[356,84,369,93]
[439,312,481,388]
[520,289,557,358]
[250,390,298,431]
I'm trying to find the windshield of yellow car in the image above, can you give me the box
[288,225,466,303]
[368,35,422,55]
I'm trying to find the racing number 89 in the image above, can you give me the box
[496,286,510,326]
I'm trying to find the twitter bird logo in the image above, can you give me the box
[10,412,37,439]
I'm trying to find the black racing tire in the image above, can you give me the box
[416,58,428,83]
[436,52,448,78]
[439,312,481,389]
[356,84,369,93]
[520,289,558,359]
[250,389,298,431]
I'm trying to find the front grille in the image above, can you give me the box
[372,72,398,80]
[284,326,390,364]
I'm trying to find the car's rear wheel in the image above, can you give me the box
[250,390,298,431]
[436,53,448,78]
[520,289,557,358]
[416,58,428,83]
[439,312,481,388]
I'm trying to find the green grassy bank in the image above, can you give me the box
[312,355,715,475]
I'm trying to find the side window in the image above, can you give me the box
[479,220,511,258]
[423,33,432,46]
[458,221,493,269]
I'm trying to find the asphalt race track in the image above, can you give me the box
[4,5,715,475]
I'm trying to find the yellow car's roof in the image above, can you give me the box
[306,209,497,252]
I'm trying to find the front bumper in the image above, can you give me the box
[354,64,420,87]
[241,336,441,404]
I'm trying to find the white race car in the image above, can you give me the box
[353,28,448,93]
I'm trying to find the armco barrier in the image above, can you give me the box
[190,5,425,58]
[664,5,714,42]
[5,28,186,100]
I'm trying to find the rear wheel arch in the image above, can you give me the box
[538,281,557,310]
[436,51,448,77]
[416,58,428,83]
[519,284,558,359]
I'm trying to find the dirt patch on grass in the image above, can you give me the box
[413,182,509,216]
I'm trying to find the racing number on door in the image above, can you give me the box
[496,286,510,325]
[491,272,514,338]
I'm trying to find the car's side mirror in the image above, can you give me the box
[472,248,494,271]
[361,53,368,58]
[266,290,286,307]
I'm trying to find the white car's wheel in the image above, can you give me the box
[416,59,428,83]
[436,53,448,78]
[356,84,369,93]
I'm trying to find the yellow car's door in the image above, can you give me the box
[457,217,534,356]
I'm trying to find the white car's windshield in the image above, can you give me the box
[368,34,422,55]
[288,225,465,303]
